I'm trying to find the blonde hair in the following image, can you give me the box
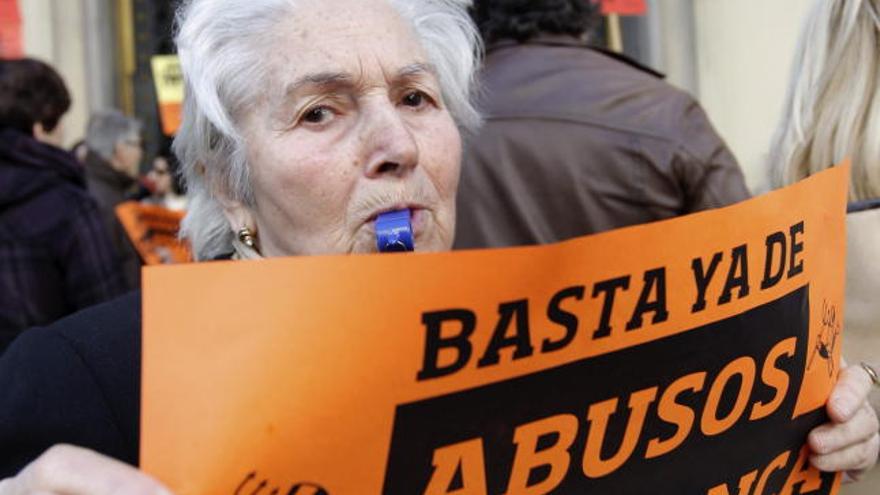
[768,0,880,200]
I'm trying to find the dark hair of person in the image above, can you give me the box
[471,0,599,44]
[157,136,186,195]
[0,58,71,135]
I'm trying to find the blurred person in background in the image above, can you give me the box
[69,140,88,165]
[143,154,173,203]
[769,0,880,486]
[144,147,187,211]
[0,59,125,353]
[83,110,145,290]
[455,0,750,249]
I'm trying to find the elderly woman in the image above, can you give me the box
[0,0,876,493]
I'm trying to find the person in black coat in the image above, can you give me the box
[0,59,126,352]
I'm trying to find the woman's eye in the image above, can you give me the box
[302,106,334,124]
[402,91,429,108]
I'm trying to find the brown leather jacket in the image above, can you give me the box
[455,36,750,249]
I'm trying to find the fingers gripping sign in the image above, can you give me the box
[0,445,173,495]
[808,361,880,481]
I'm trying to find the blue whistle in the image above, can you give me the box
[376,209,414,252]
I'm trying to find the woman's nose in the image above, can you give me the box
[362,103,419,178]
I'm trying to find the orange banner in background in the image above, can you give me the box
[115,201,191,265]
[142,166,848,495]
[151,55,183,136]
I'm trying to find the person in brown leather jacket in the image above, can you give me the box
[454,0,751,249]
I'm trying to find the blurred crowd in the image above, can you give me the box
[0,0,878,492]
[0,59,186,351]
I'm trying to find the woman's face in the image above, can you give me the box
[113,134,143,179]
[230,0,462,256]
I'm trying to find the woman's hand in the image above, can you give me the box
[808,362,880,482]
[0,444,173,495]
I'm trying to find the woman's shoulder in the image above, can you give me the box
[22,290,143,353]
[0,288,142,401]
[8,291,144,404]
[0,291,142,475]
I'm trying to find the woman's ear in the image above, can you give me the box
[215,188,257,237]
[32,122,63,147]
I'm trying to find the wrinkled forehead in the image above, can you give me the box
[268,0,429,89]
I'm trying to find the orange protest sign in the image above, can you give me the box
[142,165,848,495]
[115,201,191,265]
[151,55,183,136]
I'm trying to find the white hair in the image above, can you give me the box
[85,110,142,162]
[768,0,880,200]
[173,0,483,260]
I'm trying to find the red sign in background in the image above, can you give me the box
[593,0,648,16]
[0,0,23,58]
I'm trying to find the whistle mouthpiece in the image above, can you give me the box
[375,209,414,253]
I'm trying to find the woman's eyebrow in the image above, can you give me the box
[284,71,356,98]
[280,63,438,105]
[393,62,438,83]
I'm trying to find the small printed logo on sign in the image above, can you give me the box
[288,483,329,495]
[234,471,329,495]
[808,299,841,377]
